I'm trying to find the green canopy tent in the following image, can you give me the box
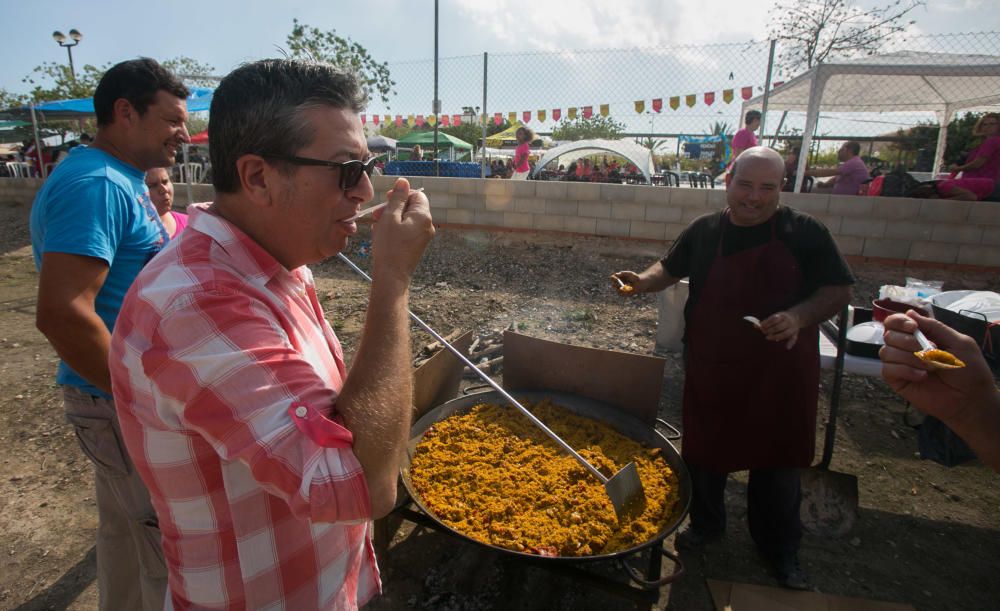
[397,131,473,161]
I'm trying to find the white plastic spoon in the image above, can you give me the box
[347,187,425,222]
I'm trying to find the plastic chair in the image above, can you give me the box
[5,162,32,178]
[179,163,204,184]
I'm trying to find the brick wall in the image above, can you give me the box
[4,176,998,269]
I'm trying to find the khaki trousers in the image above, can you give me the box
[63,387,167,611]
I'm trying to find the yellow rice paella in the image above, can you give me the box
[408,399,683,557]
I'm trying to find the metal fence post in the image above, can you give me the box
[759,38,777,144]
[482,52,488,179]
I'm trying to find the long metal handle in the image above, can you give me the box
[337,252,609,484]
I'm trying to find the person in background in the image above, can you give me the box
[511,126,534,180]
[30,57,189,611]
[782,146,801,192]
[906,177,997,201]
[145,167,187,237]
[880,312,1000,472]
[80,132,93,145]
[612,147,853,591]
[411,143,422,161]
[729,110,762,168]
[950,112,1000,181]
[109,58,434,610]
[807,141,870,195]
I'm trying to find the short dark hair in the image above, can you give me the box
[209,59,368,193]
[745,110,762,125]
[94,58,189,126]
[844,141,861,156]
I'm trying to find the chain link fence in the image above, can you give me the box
[364,31,999,174]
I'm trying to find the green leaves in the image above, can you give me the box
[285,18,396,106]
[551,116,626,142]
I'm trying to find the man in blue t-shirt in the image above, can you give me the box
[30,58,189,611]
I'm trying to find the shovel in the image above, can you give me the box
[338,253,645,520]
[800,305,859,537]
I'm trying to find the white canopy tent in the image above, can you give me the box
[530,138,655,182]
[742,51,1000,192]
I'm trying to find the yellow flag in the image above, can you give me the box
[634,100,645,113]
[568,107,578,120]
[384,115,391,124]
[427,114,437,126]
[600,104,609,117]
[669,97,679,110]
[723,89,734,104]
[685,95,696,108]
[407,114,415,126]
[537,109,546,122]
[508,111,517,124]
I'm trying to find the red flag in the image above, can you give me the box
[441,114,450,126]
[494,112,502,125]
[553,108,561,121]
[372,114,379,125]
[416,115,424,126]
[583,106,593,119]
[523,110,531,123]
[704,92,715,106]
[652,98,662,113]
[360,114,366,125]
[395,115,402,126]
[773,81,785,89]
[741,86,753,100]
[453,114,462,125]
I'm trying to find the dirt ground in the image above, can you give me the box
[1,198,999,611]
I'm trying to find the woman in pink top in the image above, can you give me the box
[145,167,188,238]
[951,113,1000,181]
[511,126,534,180]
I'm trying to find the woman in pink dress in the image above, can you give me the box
[511,126,535,180]
[145,167,188,238]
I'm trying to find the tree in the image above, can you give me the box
[378,122,412,140]
[635,136,668,152]
[285,18,395,105]
[1,88,27,111]
[550,116,625,141]
[161,57,219,89]
[767,0,923,75]
[22,61,109,102]
[708,121,733,137]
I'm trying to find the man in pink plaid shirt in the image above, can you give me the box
[109,59,434,610]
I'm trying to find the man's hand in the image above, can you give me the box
[880,312,995,425]
[370,177,434,284]
[759,310,801,349]
[611,262,679,296]
[610,271,645,295]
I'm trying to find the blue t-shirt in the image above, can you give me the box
[30,146,167,398]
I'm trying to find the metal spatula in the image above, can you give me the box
[338,252,645,520]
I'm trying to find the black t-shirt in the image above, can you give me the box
[661,207,855,323]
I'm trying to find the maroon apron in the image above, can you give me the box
[681,210,819,472]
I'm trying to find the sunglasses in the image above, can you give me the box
[261,154,376,191]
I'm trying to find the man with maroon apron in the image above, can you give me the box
[613,147,854,590]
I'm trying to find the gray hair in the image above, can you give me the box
[209,59,368,193]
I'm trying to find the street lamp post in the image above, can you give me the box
[52,29,83,84]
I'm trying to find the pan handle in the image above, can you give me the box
[617,545,684,589]
[655,418,682,441]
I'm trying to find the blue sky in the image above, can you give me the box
[4,0,999,145]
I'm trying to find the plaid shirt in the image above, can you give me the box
[110,204,380,610]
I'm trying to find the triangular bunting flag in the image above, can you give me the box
[426,114,436,126]
[583,106,593,119]
[452,114,462,125]
[406,115,415,126]
[416,115,425,126]
[523,110,531,123]
[704,92,715,106]
[722,89,734,104]
[372,114,380,125]
[395,115,402,126]
[553,108,561,122]
[741,86,753,100]
[441,114,449,126]
[600,104,609,117]
[361,114,366,125]
[685,94,696,108]
[652,98,662,113]
[384,115,391,125]
[568,107,577,120]
[494,112,502,125]
[537,109,546,122]
[635,100,645,113]
[509,111,517,124]
[669,96,680,110]
[773,81,785,88]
